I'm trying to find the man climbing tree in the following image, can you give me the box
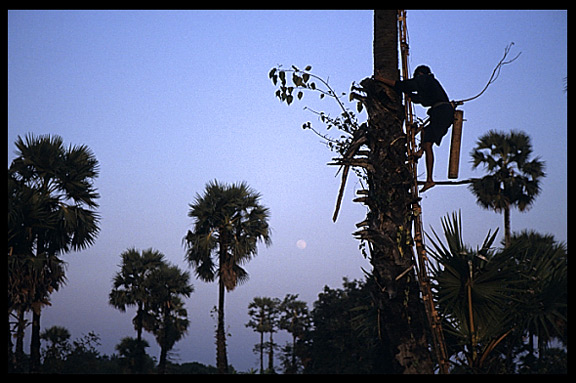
[375,65,454,192]
[269,10,438,373]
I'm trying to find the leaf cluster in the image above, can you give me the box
[269,65,367,157]
[269,65,315,105]
[8,134,101,256]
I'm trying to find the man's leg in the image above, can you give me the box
[420,141,435,192]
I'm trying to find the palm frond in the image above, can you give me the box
[426,212,519,345]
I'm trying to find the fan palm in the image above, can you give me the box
[469,130,545,247]
[502,231,567,355]
[183,180,271,373]
[8,133,100,371]
[115,337,153,373]
[109,248,166,342]
[142,263,193,374]
[427,211,522,372]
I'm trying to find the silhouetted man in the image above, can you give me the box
[375,65,454,192]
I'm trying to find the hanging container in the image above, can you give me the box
[448,109,464,179]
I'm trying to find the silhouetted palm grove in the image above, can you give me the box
[7,132,566,373]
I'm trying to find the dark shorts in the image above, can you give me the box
[422,103,454,146]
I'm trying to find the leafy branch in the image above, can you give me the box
[269,65,367,157]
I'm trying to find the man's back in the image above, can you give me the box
[395,73,449,107]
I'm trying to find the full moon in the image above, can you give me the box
[296,239,307,250]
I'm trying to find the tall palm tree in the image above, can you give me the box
[183,180,271,373]
[361,10,434,373]
[143,263,193,374]
[469,130,545,247]
[8,133,100,371]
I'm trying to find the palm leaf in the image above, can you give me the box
[426,212,520,345]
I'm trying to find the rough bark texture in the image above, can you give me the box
[362,10,433,373]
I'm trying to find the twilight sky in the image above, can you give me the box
[8,10,567,371]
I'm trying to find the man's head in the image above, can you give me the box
[414,65,431,77]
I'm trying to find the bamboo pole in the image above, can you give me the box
[398,9,450,374]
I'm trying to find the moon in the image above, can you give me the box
[296,239,307,250]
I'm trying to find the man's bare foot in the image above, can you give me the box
[420,181,436,193]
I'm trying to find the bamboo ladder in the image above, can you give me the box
[397,10,450,374]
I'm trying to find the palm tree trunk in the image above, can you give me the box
[216,277,228,373]
[373,10,400,79]
[504,205,511,248]
[158,345,168,374]
[30,235,46,373]
[8,312,14,371]
[14,309,26,372]
[136,303,143,342]
[291,332,296,373]
[158,305,170,374]
[157,308,170,374]
[259,331,264,373]
[361,10,433,373]
[267,331,274,373]
[134,303,146,373]
[30,309,41,372]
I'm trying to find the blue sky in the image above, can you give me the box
[8,10,567,371]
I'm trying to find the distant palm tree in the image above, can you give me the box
[8,133,100,372]
[109,248,166,343]
[183,180,271,373]
[278,294,310,374]
[143,263,193,374]
[246,296,281,373]
[40,325,71,373]
[469,130,545,247]
[502,231,567,357]
[115,337,153,373]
